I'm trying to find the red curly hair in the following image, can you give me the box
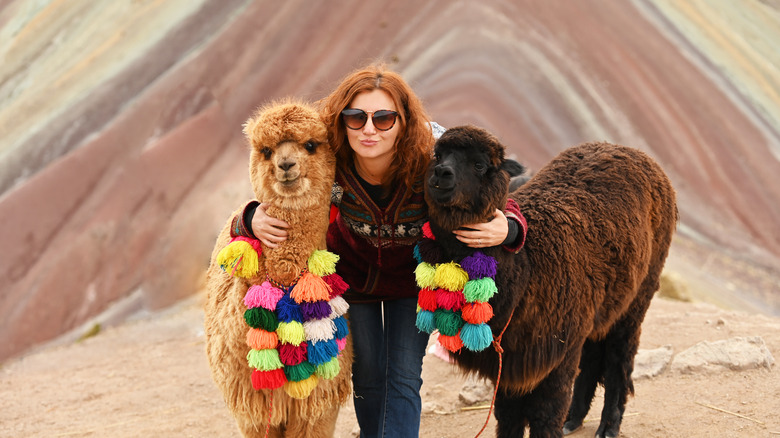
[319,64,435,191]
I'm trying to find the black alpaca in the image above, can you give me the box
[423,126,677,438]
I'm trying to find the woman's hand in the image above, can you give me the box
[453,209,508,248]
[251,203,289,248]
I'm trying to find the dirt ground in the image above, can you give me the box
[1,292,779,438]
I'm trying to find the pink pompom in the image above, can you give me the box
[244,281,284,310]
[336,337,348,352]
[435,288,466,311]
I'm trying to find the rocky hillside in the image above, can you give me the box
[1,0,779,361]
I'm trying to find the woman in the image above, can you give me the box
[232,64,524,438]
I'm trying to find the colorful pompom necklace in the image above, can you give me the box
[216,237,349,399]
[413,221,497,353]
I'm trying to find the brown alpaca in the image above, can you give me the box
[204,101,352,438]
[422,126,677,438]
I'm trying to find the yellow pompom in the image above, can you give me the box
[414,262,437,289]
[308,250,339,277]
[284,374,319,399]
[216,240,260,278]
[277,321,306,345]
[435,262,469,292]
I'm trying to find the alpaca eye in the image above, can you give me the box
[475,162,487,173]
[261,147,272,159]
[433,152,441,162]
[304,141,317,154]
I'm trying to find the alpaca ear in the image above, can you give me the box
[501,159,526,177]
[243,116,259,142]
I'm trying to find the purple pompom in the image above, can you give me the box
[460,252,497,279]
[300,300,332,321]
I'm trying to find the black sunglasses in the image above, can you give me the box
[341,109,399,131]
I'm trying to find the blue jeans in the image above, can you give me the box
[349,297,431,438]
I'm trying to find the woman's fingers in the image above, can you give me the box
[453,209,508,248]
[252,203,289,248]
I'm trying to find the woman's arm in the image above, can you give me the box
[230,201,290,248]
[452,199,526,252]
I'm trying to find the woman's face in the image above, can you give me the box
[344,89,400,166]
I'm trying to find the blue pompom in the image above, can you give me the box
[415,310,436,334]
[460,323,493,352]
[276,294,303,323]
[307,338,339,365]
[333,315,349,339]
[413,243,423,264]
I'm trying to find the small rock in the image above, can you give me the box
[632,345,673,379]
[657,272,692,302]
[671,336,775,374]
[459,376,494,405]
[422,401,441,415]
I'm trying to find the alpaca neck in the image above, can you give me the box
[262,189,331,285]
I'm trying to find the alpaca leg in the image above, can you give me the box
[235,414,284,438]
[598,288,654,438]
[282,403,340,438]
[563,339,606,435]
[495,389,529,438]
[524,351,580,438]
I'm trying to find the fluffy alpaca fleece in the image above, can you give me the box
[422,126,677,438]
[204,101,352,438]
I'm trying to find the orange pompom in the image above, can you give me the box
[437,333,464,353]
[246,328,279,350]
[461,301,494,325]
[291,272,331,303]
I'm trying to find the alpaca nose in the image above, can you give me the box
[279,160,296,171]
[431,164,455,190]
[434,164,454,180]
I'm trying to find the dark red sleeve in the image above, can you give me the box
[229,201,260,238]
[502,198,527,253]
[329,204,339,224]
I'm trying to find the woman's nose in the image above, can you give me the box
[362,117,377,134]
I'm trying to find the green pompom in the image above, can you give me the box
[463,277,498,303]
[434,309,464,337]
[315,356,341,379]
[247,348,283,371]
[244,307,279,331]
[284,361,316,382]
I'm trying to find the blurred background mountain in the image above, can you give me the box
[1,0,778,362]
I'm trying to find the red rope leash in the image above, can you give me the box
[230,255,244,277]
[473,306,516,438]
